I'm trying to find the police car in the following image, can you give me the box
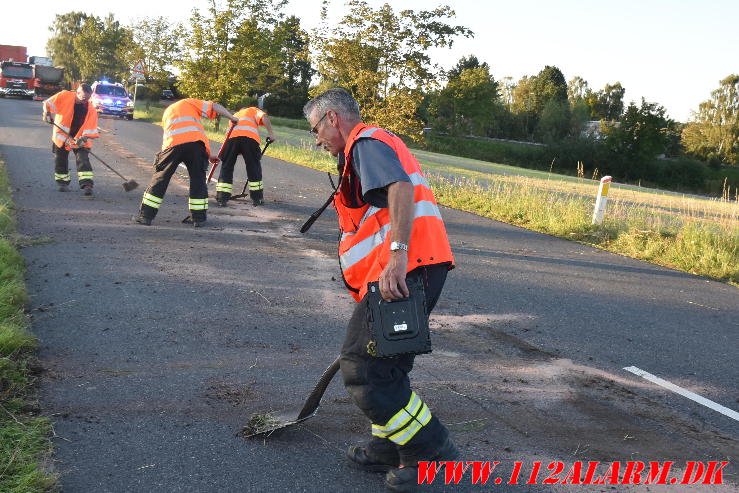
[90,81,134,120]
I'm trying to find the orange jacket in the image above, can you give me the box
[227,107,267,143]
[334,123,455,302]
[43,91,99,150]
[161,98,217,154]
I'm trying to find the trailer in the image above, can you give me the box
[33,64,65,98]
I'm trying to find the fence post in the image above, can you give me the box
[592,176,612,225]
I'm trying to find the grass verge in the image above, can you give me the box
[0,156,56,491]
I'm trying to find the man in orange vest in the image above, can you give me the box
[215,106,276,206]
[42,84,99,195]
[134,98,238,227]
[304,88,457,492]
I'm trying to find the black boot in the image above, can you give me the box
[190,212,207,227]
[133,213,152,226]
[385,437,459,492]
[250,189,264,206]
[347,437,399,473]
[215,191,230,207]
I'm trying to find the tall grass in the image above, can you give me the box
[0,157,55,492]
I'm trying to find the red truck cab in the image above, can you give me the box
[0,61,34,98]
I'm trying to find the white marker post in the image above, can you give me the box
[592,175,612,225]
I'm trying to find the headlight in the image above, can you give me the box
[126,100,134,107]
[103,98,113,105]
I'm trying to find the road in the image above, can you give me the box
[0,97,737,492]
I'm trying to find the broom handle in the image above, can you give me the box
[207,123,235,183]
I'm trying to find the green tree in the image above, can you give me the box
[46,12,90,84]
[128,17,183,100]
[312,0,472,138]
[511,66,568,139]
[567,76,589,105]
[429,65,500,136]
[178,0,288,118]
[682,74,739,166]
[74,14,133,82]
[602,99,674,179]
[447,54,487,79]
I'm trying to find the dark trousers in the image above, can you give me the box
[53,145,93,187]
[139,141,209,220]
[340,264,449,464]
[217,136,263,201]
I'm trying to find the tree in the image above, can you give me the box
[447,54,487,80]
[567,76,589,105]
[682,74,739,166]
[128,17,183,99]
[178,0,288,116]
[46,12,90,84]
[47,12,132,83]
[429,65,500,136]
[510,66,568,140]
[602,99,674,179]
[585,82,625,121]
[312,0,472,138]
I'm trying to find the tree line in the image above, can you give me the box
[44,0,738,191]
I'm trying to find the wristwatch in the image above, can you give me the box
[389,241,409,252]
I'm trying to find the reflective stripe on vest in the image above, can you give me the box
[161,99,213,154]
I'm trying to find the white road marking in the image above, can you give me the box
[623,366,739,422]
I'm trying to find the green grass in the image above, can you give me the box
[0,156,55,492]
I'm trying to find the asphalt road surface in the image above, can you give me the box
[1,97,737,492]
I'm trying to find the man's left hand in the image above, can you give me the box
[75,137,88,147]
[378,252,409,301]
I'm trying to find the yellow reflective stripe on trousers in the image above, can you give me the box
[371,392,422,438]
[78,172,94,179]
[55,173,70,181]
[188,198,208,210]
[142,192,162,209]
[216,182,233,193]
[247,181,263,190]
[387,403,431,445]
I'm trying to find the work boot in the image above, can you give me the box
[215,191,229,207]
[133,214,152,226]
[190,213,207,228]
[385,437,460,492]
[347,438,399,473]
[250,189,264,206]
[82,185,93,196]
[58,183,69,192]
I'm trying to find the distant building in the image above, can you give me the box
[582,120,620,140]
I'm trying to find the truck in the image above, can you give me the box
[33,64,65,98]
[0,44,27,63]
[0,60,34,98]
[29,56,52,66]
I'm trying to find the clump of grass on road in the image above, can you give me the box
[0,156,55,492]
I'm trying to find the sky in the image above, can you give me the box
[4,0,737,122]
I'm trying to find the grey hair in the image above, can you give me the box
[303,88,361,122]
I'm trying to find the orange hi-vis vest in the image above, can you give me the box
[334,123,455,302]
[161,98,216,154]
[44,90,99,150]
[227,107,266,143]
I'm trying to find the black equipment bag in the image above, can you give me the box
[365,276,431,357]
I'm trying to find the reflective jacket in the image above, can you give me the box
[334,123,454,302]
[44,91,99,150]
[161,98,216,154]
[227,107,266,143]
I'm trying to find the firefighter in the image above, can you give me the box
[134,98,238,227]
[304,88,457,492]
[42,84,99,195]
[215,106,276,206]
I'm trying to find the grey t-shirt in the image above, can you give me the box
[350,138,410,208]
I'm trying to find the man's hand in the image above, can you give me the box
[75,136,88,147]
[208,156,220,165]
[267,135,276,143]
[378,252,409,301]
[43,113,54,123]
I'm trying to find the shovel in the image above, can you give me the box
[48,121,139,191]
[239,355,341,438]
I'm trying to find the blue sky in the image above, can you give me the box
[6,0,737,122]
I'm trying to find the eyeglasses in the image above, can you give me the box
[310,111,329,136]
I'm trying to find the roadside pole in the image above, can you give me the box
[130,60,146,116]
[592,176,612,225]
